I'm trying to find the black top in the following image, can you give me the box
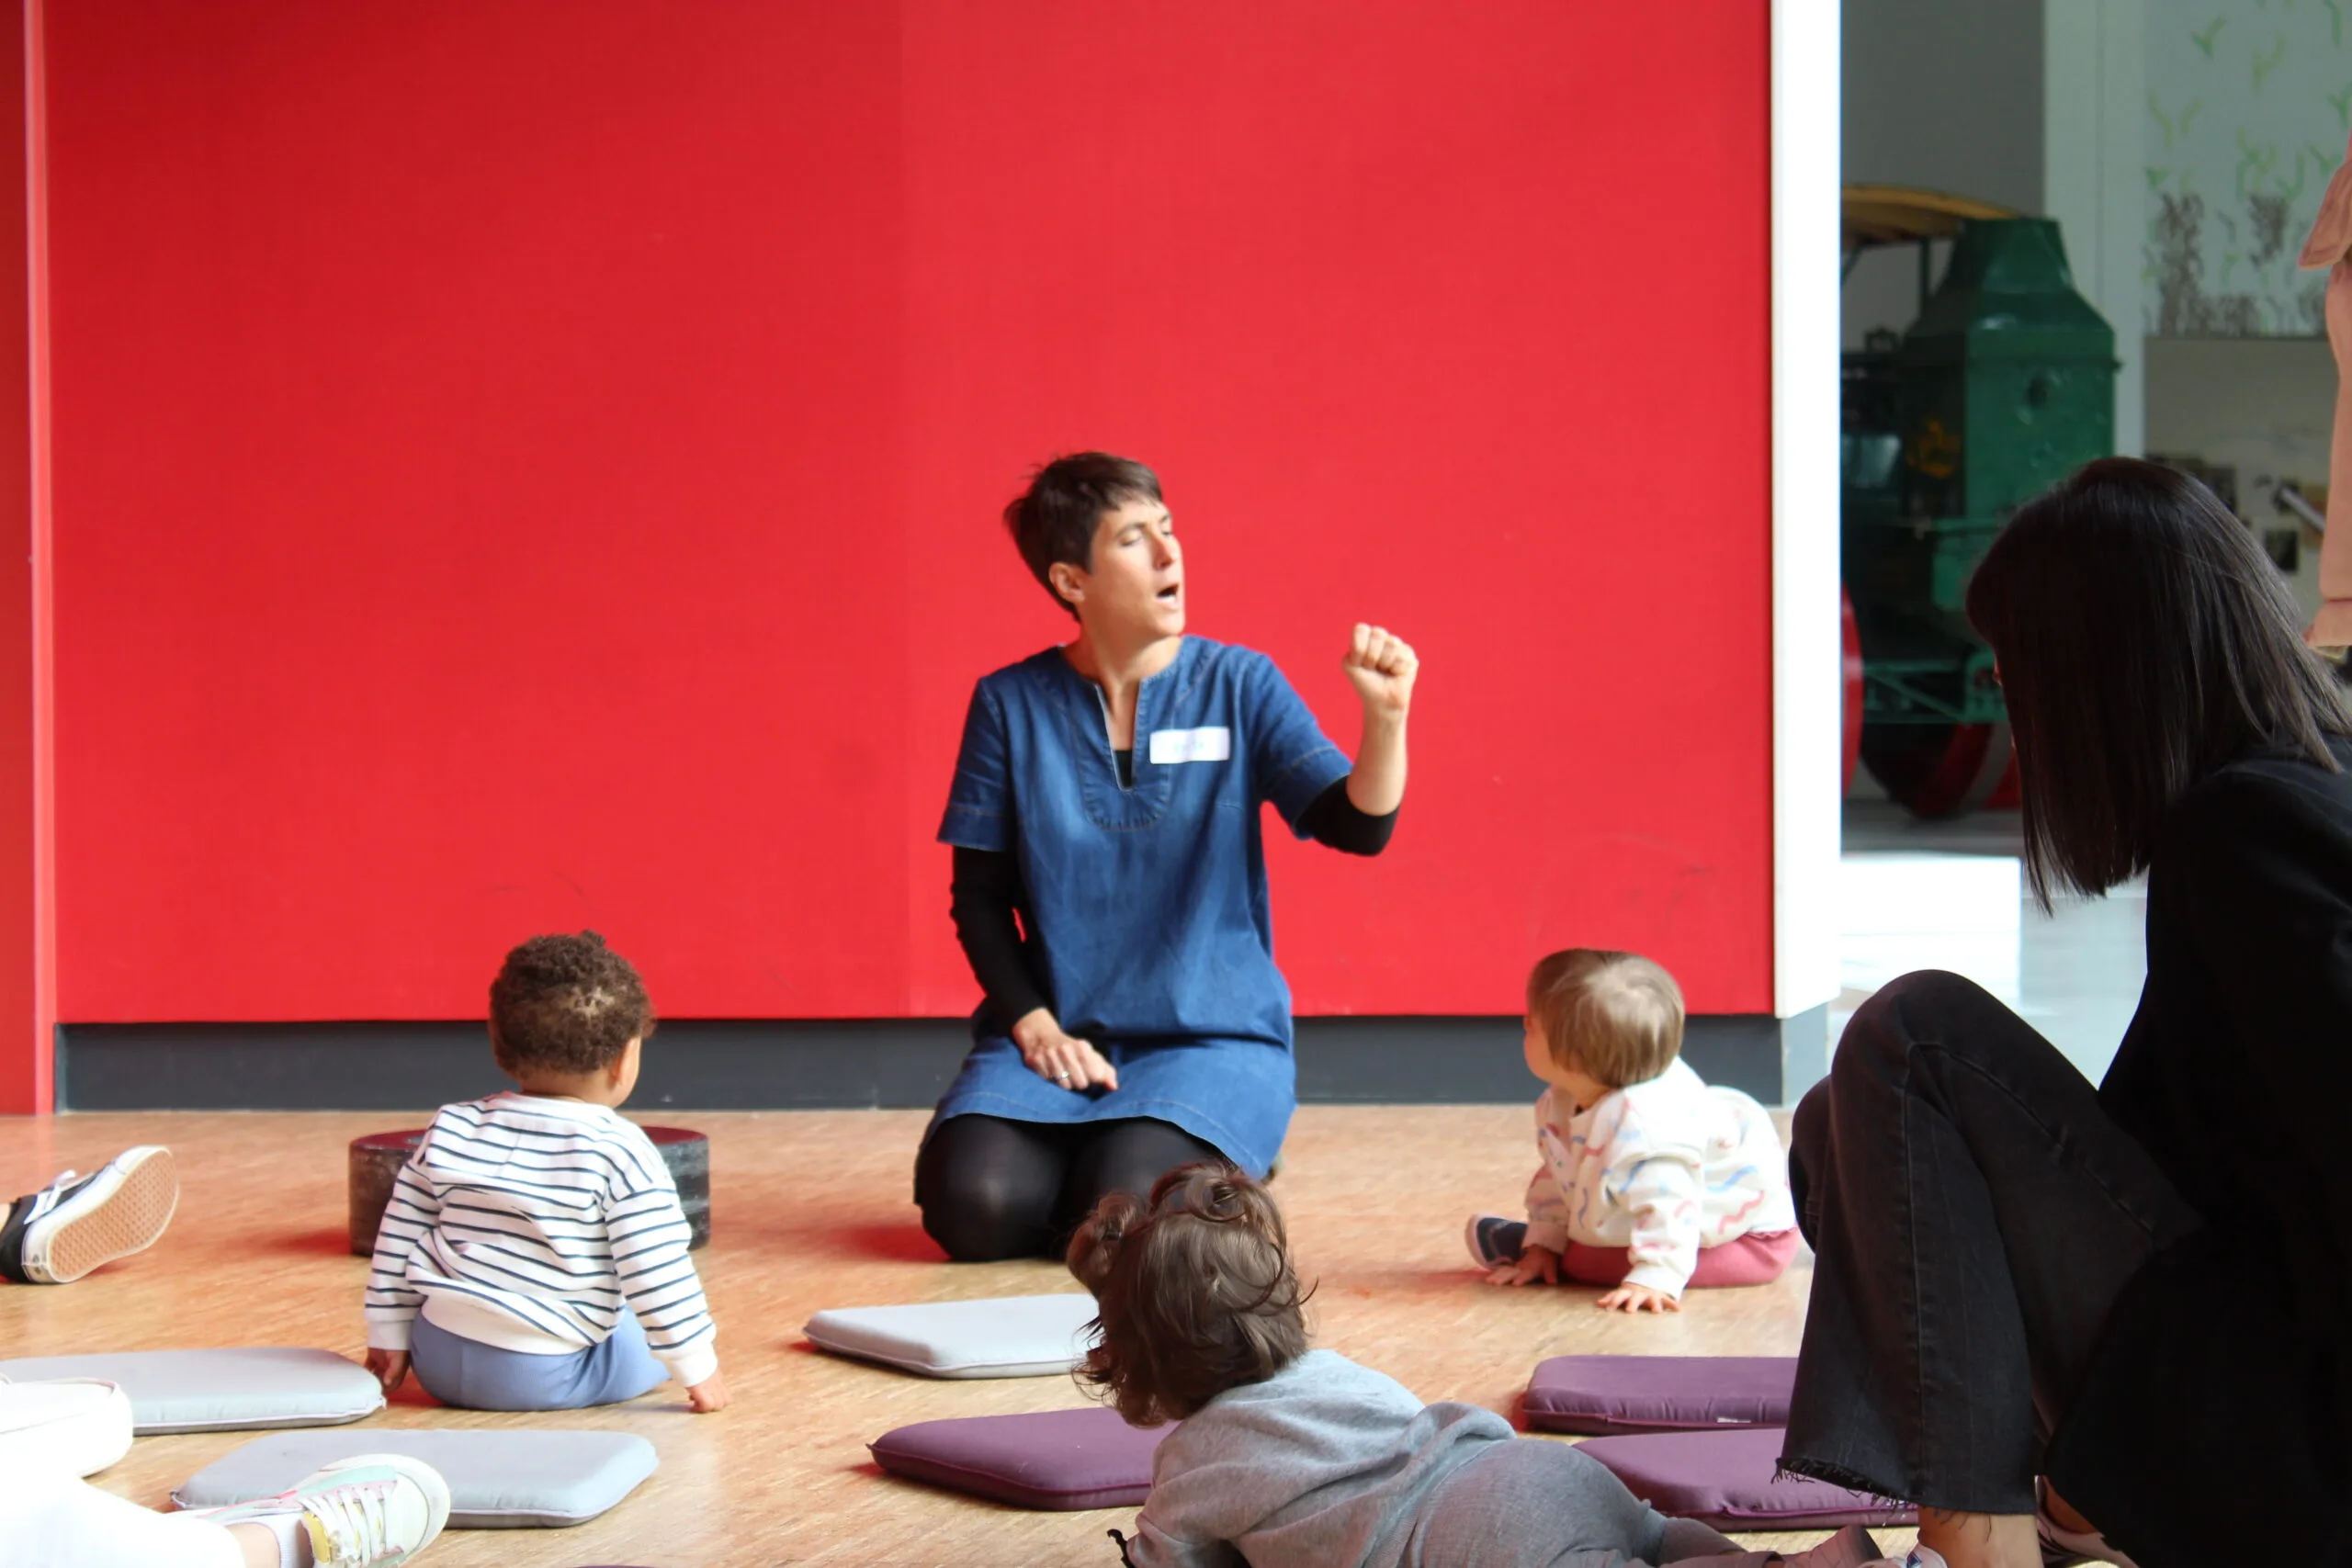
[2044,741,2352,1561]
[949,774,1396,1030]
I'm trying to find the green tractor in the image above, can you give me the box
[1841,186,2118,817]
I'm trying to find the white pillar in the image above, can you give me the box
[1771,0,1843,1077]
[2045,0,2147,457]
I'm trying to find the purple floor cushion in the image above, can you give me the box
[870,1406,1173,1510]
[1577,1427,1916,1530]
[1523,1355,1797,1436]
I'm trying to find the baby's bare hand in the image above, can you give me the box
[364,1348,410,1396]
[1485,1244,1561,1287]
[1596,1282,1681,1314]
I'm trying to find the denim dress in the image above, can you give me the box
[931,637,1352,1176]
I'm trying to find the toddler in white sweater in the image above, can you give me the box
[1470,949,1797,1312]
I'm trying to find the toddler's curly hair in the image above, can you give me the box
[489,931,654,1077]
[1066,1163,1310,1427]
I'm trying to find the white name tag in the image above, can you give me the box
[1148,726,1232,765]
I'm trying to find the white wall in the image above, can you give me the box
[2135,0,2344,616]
[1841,0,2145,456]
[2046,0,2147,456]
[2144,0,2347,338]
[2144,335,2334,619]
[1841,0,2043,348]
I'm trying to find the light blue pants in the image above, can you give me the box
[409,1309,670,1412]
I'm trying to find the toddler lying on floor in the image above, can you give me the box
[1073,1162,1876,1568]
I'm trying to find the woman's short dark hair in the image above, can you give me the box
[1966,457,2352,904]
[1066,1163,1309,1427]
[1004,453,1164,616]
[489,931,655,1077]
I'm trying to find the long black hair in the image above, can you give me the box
[1966,457,2352,905]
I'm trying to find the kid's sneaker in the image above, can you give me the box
[0,1146,178,1284]
[188,1452,452,1567]
[1464,1214,1527,1269]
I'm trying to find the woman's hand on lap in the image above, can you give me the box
[1012,1008,1120,1091]
[1342,623,1418,715]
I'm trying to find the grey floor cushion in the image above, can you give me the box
[1577,1427,1917,1530]
[0,1378,135,1477]
[1522,1355,1797,1435]
[870,1406,1173,1509]
[173,1428,659,1529]
[0,1348,383,1434]
[805,1292,1100,1378]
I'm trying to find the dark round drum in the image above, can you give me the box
[347,1125,710,1257]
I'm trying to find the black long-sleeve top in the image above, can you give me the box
[949,771,1396,1031]
[2041,739,2352,1560]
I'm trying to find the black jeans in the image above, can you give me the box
[1781,971,2202,1516]
[912,1113,1225,1262]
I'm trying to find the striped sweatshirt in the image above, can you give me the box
[363,1093,718,1387]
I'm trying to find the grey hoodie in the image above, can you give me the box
[1119,1349,1701,1568]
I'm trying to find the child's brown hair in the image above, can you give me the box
[1526,948,1684,1089]
[1066,1163,1310,1427]
[489,931,654,1077]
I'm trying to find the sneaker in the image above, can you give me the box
[1464,1213,1526,1269]
[0,1146,178,1284]
[2038,1478,2138,1567]
[192,1452,451,1567]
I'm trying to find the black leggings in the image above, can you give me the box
[913,1114,1225,1262]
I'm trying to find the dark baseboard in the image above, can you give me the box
[56,1010,1824,1112]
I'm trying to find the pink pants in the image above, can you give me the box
[1556,1227,1801,1289]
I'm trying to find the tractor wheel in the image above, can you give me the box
[1984,746,2021,811]
[1860,720,2014,819]
[1841,587,1864,794]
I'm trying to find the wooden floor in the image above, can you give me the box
[0,1110,1914,1566]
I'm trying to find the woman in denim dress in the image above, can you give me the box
[917,453,1419,1261]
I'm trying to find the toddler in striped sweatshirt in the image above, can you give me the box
[363,931,728,1414]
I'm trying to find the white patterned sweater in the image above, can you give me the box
[1521,1057,1797,1297]
[363,1093,718,1387]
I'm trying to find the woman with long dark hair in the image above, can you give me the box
[1781,458,2352,1568]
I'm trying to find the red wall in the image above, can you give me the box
[0,0,51,1113]
[43,2,1772,1026]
